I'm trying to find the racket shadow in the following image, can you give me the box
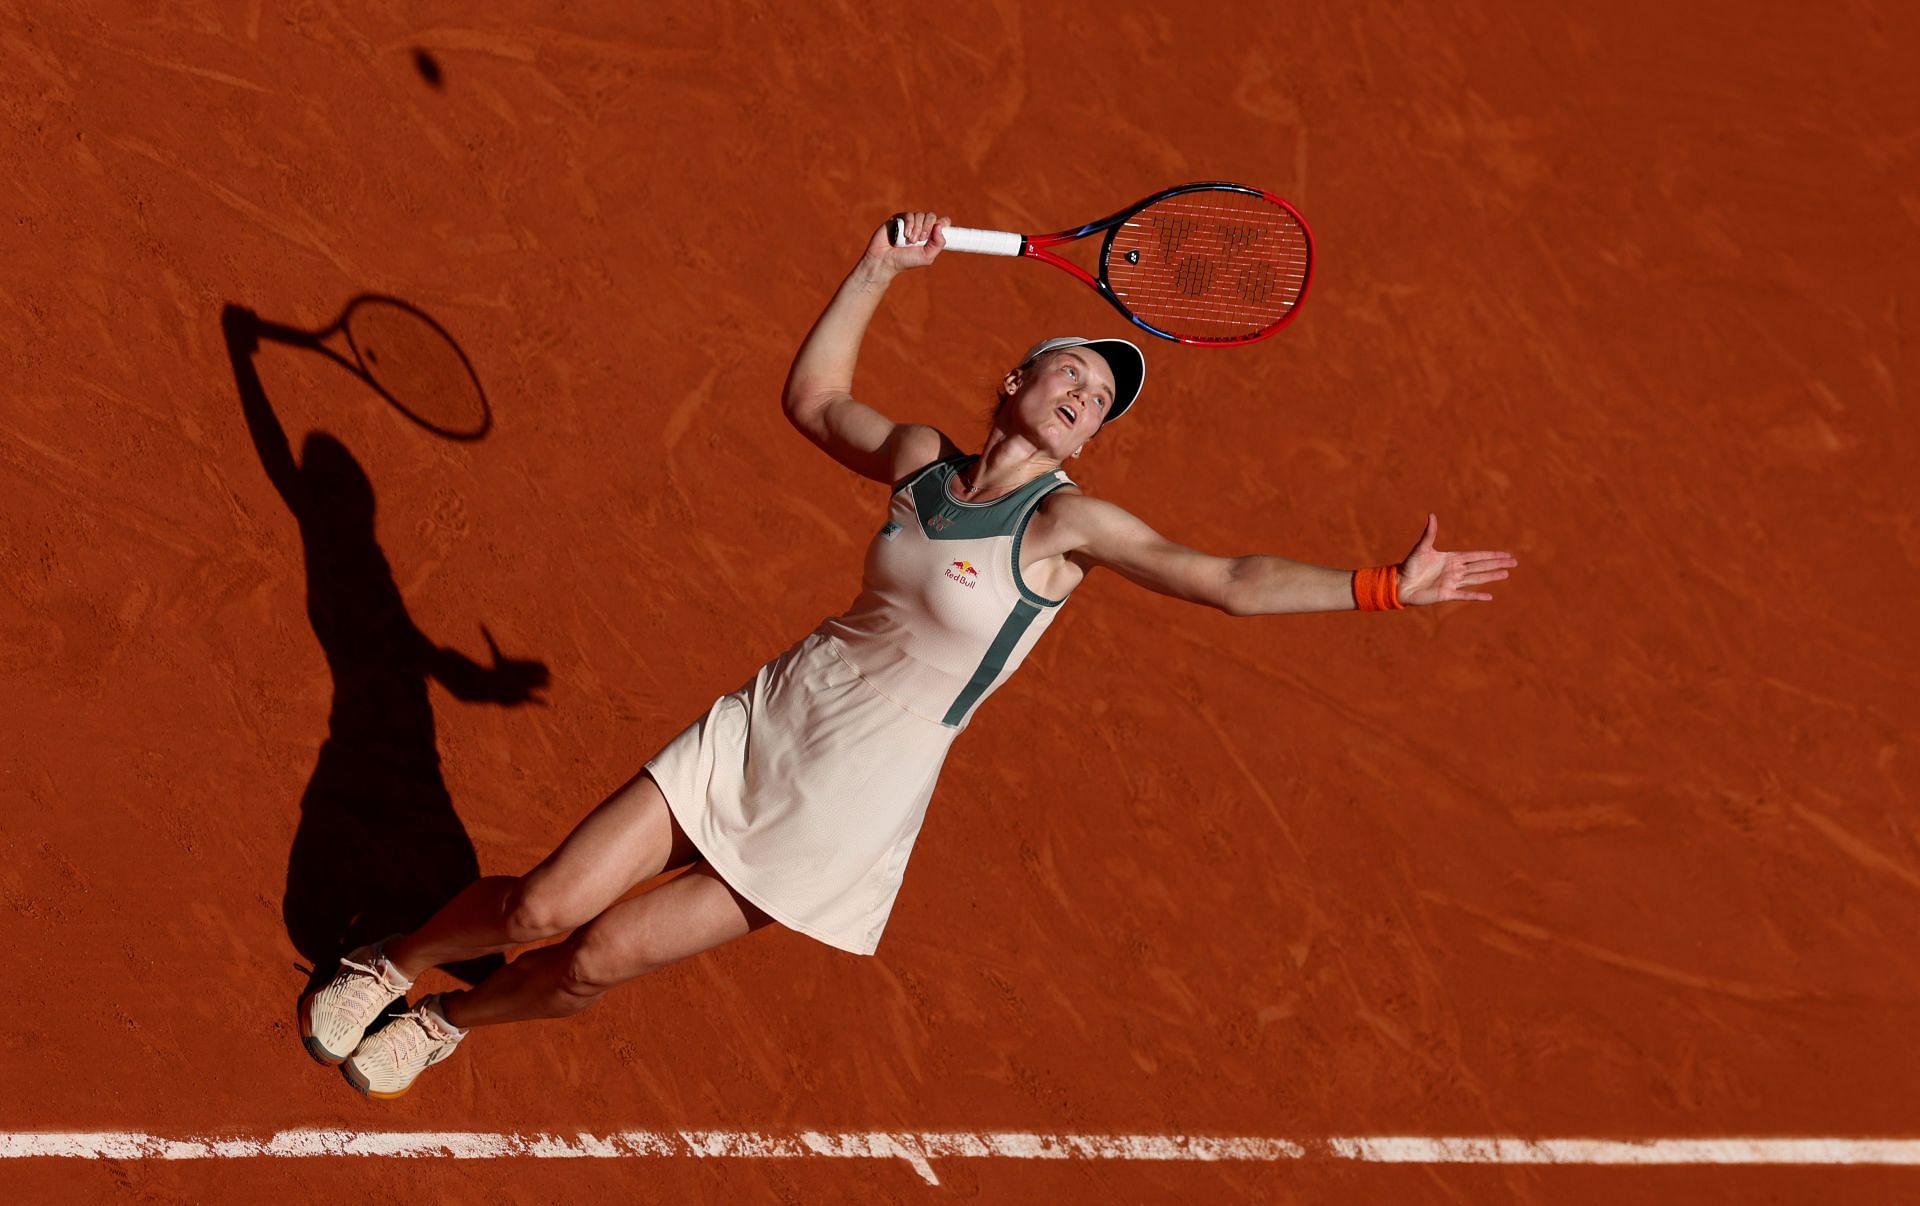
[221,301,532,992]
[250,293,493,442]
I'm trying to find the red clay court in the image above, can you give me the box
[4,2,1918,1201]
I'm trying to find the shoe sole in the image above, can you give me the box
[343,1060,411,1100]
[299,991,354,1067]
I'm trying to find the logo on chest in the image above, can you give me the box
[943,559,980,589]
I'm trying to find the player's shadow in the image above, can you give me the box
[221,301,540,992]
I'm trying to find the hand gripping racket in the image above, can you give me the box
[889,181,1313,346]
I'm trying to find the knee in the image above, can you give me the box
[559,928,665,1001]
[501,875,594,945]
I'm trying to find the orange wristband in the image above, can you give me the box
[1353,565,1404,612]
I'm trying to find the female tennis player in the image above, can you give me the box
[300,212,1518,1097]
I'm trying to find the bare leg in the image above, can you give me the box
[383,770,699,982]
[438,861,770,1029]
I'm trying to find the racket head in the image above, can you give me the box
[1083,183,1314,346]
[337,295,492,440]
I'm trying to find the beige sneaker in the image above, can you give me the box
[299,940,413,1066]
[344,994,467,1099]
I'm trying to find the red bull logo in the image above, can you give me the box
[943,559,980,588]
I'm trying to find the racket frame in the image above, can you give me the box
[896,182,1314,346]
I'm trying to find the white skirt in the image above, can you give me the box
[646,630,958,955]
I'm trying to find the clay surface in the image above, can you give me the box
[2,2,1916,1200]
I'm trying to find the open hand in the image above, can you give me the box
[1397,514,1517,606]
[479,625,549,704]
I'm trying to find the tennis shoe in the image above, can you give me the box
[344,993,467,1099]
[299,939,413,1065]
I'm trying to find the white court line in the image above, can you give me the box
[6,1132,1920,1186]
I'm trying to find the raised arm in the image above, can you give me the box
[781,213,961,484]
[1055,494,1516,615]
[222,304,304,507]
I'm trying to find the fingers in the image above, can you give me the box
[1404,512,1438,562]
[882,211,953,273]
[1409,513,1517,567]
[501,666,550,705]
[892,210,944,247]
[1453,555,1516,588]
[1445,548,1512,600]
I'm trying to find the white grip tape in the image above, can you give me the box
[888,220,1023,257]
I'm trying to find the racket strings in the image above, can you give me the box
[1103,192,1310,341]
[1156,214,1205,259]
[343,298,490,440]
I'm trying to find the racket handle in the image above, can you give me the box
[888,218,1023,257]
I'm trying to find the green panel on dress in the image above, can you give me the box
[910,458,1065,542]
[942,598,1042,725]
[1010,485,1071,606]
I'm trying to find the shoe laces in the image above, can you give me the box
[334,955,410,1014]
[387,1000,462,1060]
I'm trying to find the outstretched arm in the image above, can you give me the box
[781,213,961,484]
[1059,495,1516,615]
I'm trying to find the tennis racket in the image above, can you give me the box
[250,295,492,440]
[888,181,1313,346]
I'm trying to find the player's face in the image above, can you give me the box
[1000,349,1115,457]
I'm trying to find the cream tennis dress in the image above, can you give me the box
[646,455,1074,954]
